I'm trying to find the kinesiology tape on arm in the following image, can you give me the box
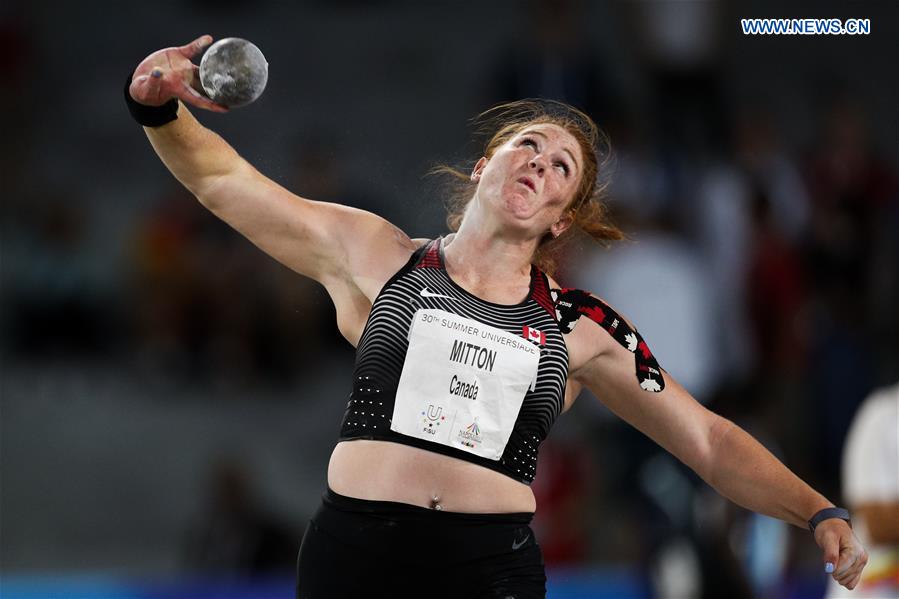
[552,288,665,392]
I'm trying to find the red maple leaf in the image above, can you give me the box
[637,341,653,359]
[581,304,606,323]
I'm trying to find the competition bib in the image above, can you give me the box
[391,309,540,460]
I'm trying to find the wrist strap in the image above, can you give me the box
[808,507,851,533]
[124,73,178,127]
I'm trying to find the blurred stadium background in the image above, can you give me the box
[2,0,897,598]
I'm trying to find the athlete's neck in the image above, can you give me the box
[442,228,534,302]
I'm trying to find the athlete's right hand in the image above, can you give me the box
[129,35,229,113]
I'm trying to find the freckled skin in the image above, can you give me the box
[472,123,583,240]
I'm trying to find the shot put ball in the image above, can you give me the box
[199,38,268,108]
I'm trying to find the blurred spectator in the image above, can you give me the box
[486,0,619,121]
[734,107,810,243]
[3,189,112,356]
[183,455,300,575]
[128,186,216,379]
[573,225,719,402]
[625,0,728,158]
[746,183,808,378]
[127,185,337,388]
[693,162,755,383]
[826,383,899,598]
[802,98,898,479]
[734,105,812,379]
[803,97,899,374]
[601,109,670,225]
[532,439,595,565]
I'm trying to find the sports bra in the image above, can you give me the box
[338,238,664,484]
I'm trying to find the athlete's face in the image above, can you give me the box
[471,123,583,239]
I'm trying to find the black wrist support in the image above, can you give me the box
[808,507,851,533]
[124,73,178,127]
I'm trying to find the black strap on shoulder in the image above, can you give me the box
[552,287,665,392]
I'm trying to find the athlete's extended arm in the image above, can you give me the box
[566,295,868,590]
[128,36,414,315]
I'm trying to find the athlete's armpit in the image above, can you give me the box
[552,288,665,392]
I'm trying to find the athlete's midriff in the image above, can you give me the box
[327,439,537,513]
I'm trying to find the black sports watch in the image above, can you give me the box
[808,507,852,533]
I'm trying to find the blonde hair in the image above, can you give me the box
[431,99,623,274]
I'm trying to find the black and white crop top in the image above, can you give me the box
[338,238,664,485]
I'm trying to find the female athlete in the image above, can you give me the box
[127,35,868,598]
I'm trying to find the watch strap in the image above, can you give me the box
[808,507,851,533]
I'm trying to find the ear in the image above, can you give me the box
[550,211,575,238]
[470,157,487,182]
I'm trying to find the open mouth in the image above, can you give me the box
[517,177,536,193]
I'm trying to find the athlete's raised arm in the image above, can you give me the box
[127,35,417,341]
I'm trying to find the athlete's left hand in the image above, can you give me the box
[814,518,868,590]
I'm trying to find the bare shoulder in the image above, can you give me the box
[317,208,422,346]
[325,205,419,301]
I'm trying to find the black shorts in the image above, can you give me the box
[296,488,546,599]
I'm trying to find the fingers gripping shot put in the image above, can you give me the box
[127,35,870,598]
[125,35,265,124]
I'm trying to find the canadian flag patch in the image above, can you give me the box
[522,326,546,346]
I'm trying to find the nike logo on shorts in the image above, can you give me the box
[419,287,457,300]
[511,533,530,551]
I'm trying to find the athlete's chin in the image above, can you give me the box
[501,193,538,221]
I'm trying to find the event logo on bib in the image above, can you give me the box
[421,404,446,436]
[457,418,482,449]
